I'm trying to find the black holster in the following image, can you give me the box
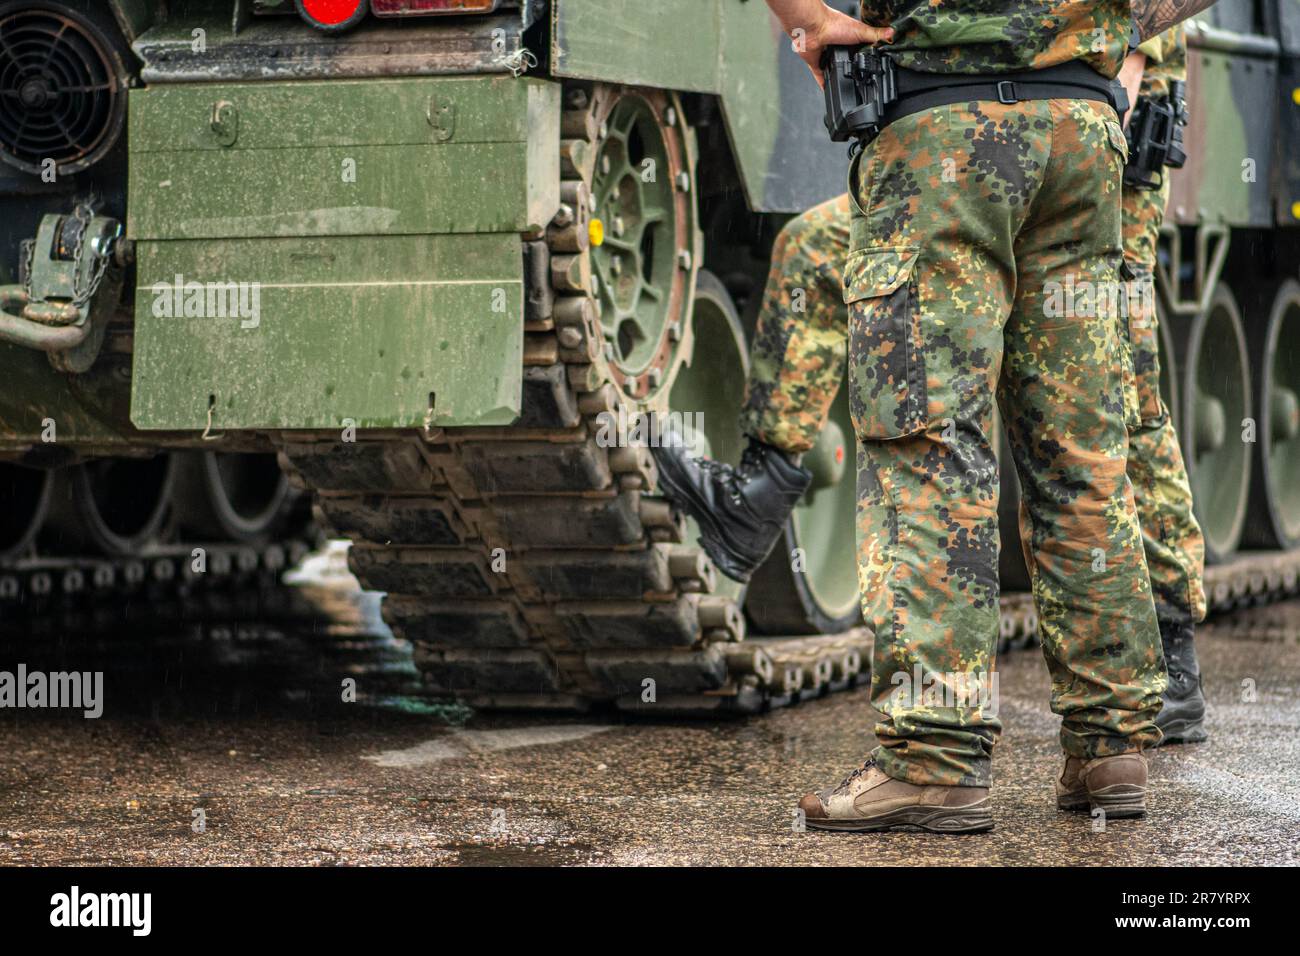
[1123,81,1189,190]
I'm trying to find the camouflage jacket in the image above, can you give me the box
[858,1,1132,78]
[1137,25,1187,98]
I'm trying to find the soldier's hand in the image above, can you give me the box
[767,1,894,87]
[1117,51,1147,128]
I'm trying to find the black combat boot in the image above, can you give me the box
[1156,620,1209,744]
[651,435,811,583]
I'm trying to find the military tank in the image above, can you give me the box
[0,0,1295,714]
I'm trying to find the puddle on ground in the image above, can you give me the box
[361,725,615,768]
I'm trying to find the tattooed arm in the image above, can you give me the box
[1133,0,1218,42]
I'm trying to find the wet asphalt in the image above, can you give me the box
[1,599,1298,866]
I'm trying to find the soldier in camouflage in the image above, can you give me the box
[1115,27,1209,744]
[655,0,1184,831]
[734,28,1208,747]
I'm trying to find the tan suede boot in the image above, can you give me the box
[1056,753,1148,818]
[798,759,992,833]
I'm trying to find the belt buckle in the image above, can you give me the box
[996,80,1017,105]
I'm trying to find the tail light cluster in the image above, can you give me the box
[295,0,501,32]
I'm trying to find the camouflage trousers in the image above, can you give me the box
[740,100,1167,786]
[738,177,1206,632]
[1116,182,1207,625]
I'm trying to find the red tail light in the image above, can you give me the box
[296,0,369,32]
[371,0,502,15]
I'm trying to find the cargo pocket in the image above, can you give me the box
[1105,119,1129,166]
[1126,271,1165,425]
[844,247,927,440]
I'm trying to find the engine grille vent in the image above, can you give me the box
[0,6,124,175]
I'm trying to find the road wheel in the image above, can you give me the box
[0,463,52,560]
[43,455,176,556]
[173,452,301,544]
[1243,278,1300,549]
[1173,282,1252,563]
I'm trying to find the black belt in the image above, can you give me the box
[822,48,1128,150]
[886,61,1127,124]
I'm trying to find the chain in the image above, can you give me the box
[69,202,111,309]
[20,237,35,302]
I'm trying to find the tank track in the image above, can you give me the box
[5,536,1294,674]
[995,549,1300,650]
[0,538,316,639]
[275,433,876,714]
[269,83,877,715]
